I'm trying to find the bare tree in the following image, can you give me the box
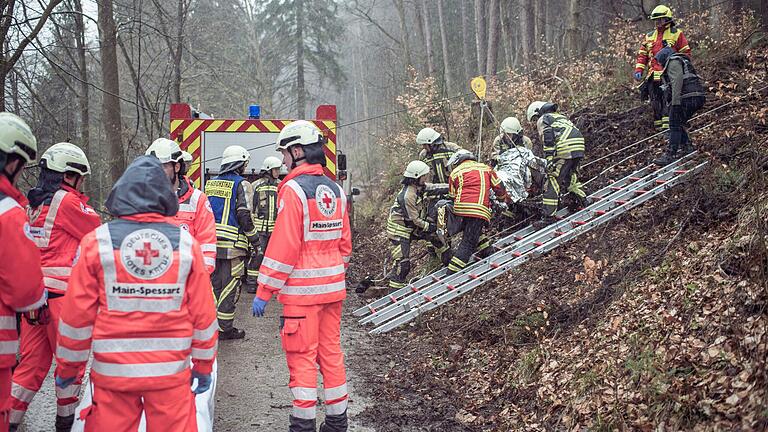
[420,0,435,76]
[520,0,535,66]
[461,1,474,81]
[393,0,413,69]
[71,0,90,153]
[437,0,453,91]
[97,0,126,183]
[486,0,501,76]
[296,0,306,117]
[566,0,582,55]
[474,0,487,75]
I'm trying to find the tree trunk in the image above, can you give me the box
[762,0,768,33]
[437,0,452,91]
[296,0,306,118]
[486,0,500,76]
[97,0,126,184]
[474,0,486,75]
[566,0,582,56]
[393,0,413,70]
[534,0,543,53]
[520,0,534,66]
[460,1,474,82]
[73,0,90,155]
[172,0,187,102]
[414,0,426,74]
[420,0,435,76]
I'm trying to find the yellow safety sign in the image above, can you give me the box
[470,76,487,100]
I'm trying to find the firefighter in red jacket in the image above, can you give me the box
[252,120,352,432]
[9,143,100,432]
[0,113,46,432]
[54,156,218,432]
[146,139,217,273]
[633,4,691,132]
[445,150,508,275]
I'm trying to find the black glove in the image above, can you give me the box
[24,304,50,326]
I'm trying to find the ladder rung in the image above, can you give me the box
[610,186,622,191]
[634,190,648,194]
[431,275,440,282]
[514,235,524,241]
[629,176,641,180]
[367,304,377,313]
[655,179,667,184]
[572,220,587,226]
[446,284,456,290]
[534,241,543,246]
[490,262,500,269]
[388,295,397,303]
[513,251,522,257]
[617,200,627,204]
[469,273,479,279]
[554,231,564,236]
[674,169,688,174]
[410,286,420,293]
[424,294,434,302]
[595,210,606,216]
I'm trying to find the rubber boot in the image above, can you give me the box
[319,410,348,432]
[56,414,75,432]
[219,327,246,340]
[289,415,317,432]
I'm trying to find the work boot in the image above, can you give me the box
[56,414,75,432]
[319,410,348,432]
[679,140,695,156]
[653,148,678,166]
[289,415,317,432]
[532,215,558,230]
[219,327,245,340]
[243,283,257,294]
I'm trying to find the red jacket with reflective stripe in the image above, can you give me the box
[167,177,217,274]
[55,214,218,392]
[28,185,101,295]
[634,23,691,81]
[256,164,352,306]
[0,176,46,368]
[449,160,507,222]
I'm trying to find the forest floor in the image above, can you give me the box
[345,44,768,431]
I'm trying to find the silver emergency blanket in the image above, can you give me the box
[494,147,547,203]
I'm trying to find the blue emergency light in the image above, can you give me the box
[248,105,261,119]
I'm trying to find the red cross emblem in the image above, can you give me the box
[135,242,159,265]
[321,193,333,210]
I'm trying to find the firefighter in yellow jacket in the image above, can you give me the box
[386,161,450,290]
[244,156,281,293]
[417,127,461,185]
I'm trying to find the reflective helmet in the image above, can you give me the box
[499,117,523,135]
[403,160,430,179]
[526,101,547,122]
[220,145,250,171]
[416,127,441,146]
[650,5,673,20]
[275,120,325,151]
[447,149,476,168]
[261,156,283,171]
[181,151,193,163]
[0,112,37,163]
[41,142,90,175]
[145,138,183,164]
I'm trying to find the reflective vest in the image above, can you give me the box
[449,160,507,222]
[253,177,278,233]
[419,142,461,184]
[538,113,585,160]
[0,181,46,368]
[256,164,352,306]
[27,187,101,295]
[635,24,691,81]
[169,178,217,272]
[55,218,218,392]
[387,185,425,239]
[205,173,248,251]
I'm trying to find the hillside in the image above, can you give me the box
[345,31,768,431]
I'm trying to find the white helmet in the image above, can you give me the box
[145,138,183,164]
[181,150,193,163]
[261,156,283,171]
[41,142,90,175]
[416,127,441,146]
[0,112,37,163]
[526,101,547,122]
[447,149,476,167]
[276,120,324,151]
[403,160,430,179]
[499,117,523,135]
[220,145,250,171]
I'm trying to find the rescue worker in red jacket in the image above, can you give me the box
[54,156,218,432]
[633,4,691,132]
[0,112,46,432]
[9,143,100,432]
[445,149,508,275]
[146,139,217,274]
[252,121,352,432]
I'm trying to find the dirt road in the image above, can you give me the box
[17,292,375,431]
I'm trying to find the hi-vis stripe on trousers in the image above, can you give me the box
[211,257,244,332]
[542,158,586,217]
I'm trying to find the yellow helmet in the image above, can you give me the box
[650,5,673,20]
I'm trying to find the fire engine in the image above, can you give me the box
[169,103,348,187]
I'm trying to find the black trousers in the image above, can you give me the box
[650,80,669,131]
[245,233,271,286]
[669,95,705,152]
[447,217,490,274]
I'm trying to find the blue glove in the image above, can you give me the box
[191,371,212,394]
[633,71,643,81]
[55,376,75,389]
[252,297,268,317]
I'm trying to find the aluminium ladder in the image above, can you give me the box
[356,153,707,334]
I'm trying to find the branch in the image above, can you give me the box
[346,2,401,47]
[6,0,64,68]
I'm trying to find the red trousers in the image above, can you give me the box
[10,296,80,424]
[1,368,10,432]
[84,384,196,432]
[281,301,348,420]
